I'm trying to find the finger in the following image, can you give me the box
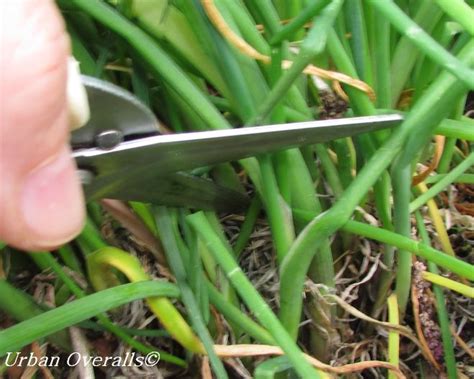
[0,0,85,251]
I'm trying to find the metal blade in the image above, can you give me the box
[74,114,402,180]
[83,172,249,212]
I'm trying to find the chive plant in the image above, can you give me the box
[1,1,473,378]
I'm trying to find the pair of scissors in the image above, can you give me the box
[71,77,403,211]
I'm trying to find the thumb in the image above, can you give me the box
[0,0,85,250]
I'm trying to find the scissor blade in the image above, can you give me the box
[71,76,160,147]
[84,172,249,212]
[73,114,402,179]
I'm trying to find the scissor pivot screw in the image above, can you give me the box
[95,130,123,150]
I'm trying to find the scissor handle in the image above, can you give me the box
[70,76,160,149]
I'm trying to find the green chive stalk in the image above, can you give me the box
[293,210,474,280]
[259,154,295,263]
[438,96,468,173]
[392,164,413,314]
[0,282,180,356]
[270,0,331,45]
[344,0,373,84]
[245,0,281,36]
[331,138,355,189]
[255,356,293,379]
[425,174,474,185]
[434,0,474,37]
[233,197,262,256]
[0,279,71,351]
[369,3,391,108]
[206,281,275,345]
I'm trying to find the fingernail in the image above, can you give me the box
[21,147,85,247]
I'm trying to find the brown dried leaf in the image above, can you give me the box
[412,135,446,186]
[411,261,443,371]
[213,344,405,378]
[201,356,212,379]
[100,199,166,265]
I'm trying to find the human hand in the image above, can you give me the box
[0,0,85,251]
